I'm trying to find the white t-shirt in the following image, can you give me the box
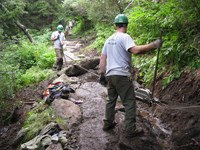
[51,31,65,49]
[102,32,135,76]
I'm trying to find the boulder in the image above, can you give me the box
[53,74,80,84]
[64,57,99,76]
[51,99,81,129]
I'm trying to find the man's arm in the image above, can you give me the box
[129,39,162,54]
[51,32,59,41]
[99,53,107,86]
[51,36,59,41]
[99,54,107,74]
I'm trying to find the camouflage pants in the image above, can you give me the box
[53,48,63,70]
[104,75,136,132]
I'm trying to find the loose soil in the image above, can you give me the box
[0,35,199,150]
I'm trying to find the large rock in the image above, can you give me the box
[64,57,100,76]
[51,99,81,129]
[75,82,107,99]
[53,74,80,84]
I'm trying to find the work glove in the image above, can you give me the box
[153,39,163,49]
[99,73,107,86]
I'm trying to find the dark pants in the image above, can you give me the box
[104,75,136,132]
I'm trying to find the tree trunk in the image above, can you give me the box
[15,21,34,43]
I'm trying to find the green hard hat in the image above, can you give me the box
[57,24,64,31]
[114,14,128,24]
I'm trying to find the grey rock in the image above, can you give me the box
[53,74,80,84]
[51,99,81,129]
[64,58,100,77]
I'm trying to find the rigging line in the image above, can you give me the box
[74,64,100,77]
[64,53,100,77]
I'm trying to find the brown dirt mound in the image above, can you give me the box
[156,69,200,105]
[154,69,200,149]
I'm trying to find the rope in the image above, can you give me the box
[74,65,100,77]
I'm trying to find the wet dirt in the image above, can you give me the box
[0,35,200,150]
[153,69,200,150]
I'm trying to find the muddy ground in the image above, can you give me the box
[0,36,199,150]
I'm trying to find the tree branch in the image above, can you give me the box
[15,21,34,43]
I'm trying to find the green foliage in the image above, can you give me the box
[0,31,55,112]
[128,0,200,86]
[133,55,157,87]
[0,0,26,36]
[90,23,115,51]
[0,27,4,43]
[0,0,64,41]
[33,28,52,44]
[63,0,131,23]
[2,40,55,71]
[23,0,64,29]
[72,18,87,34]
[23,101,67,141]
[63,0,133,36]
[0,0,25,20]
[0,62,20,111]
[17,66,53,87]
[37,52,55,69]
[162,67,182,88]
[0,70,17,110]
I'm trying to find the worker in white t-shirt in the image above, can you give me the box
[51,24,65,70]
[99,14,162,138]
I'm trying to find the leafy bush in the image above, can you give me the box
[0,70,17,110]
[17,66,53,87]
[128,0,200,87]
[72,19,86,34]
[33,29,52,45]
[72,18,94,35]
[90,23,115,51]
[36,51,55,69]
[0,30,55,113]
[2,39,55,71]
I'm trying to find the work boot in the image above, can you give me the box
[125,127,144,138]
[52,64,57,71]
[57,65,62,71]
[102,122,117,131]
[56,58,63,71]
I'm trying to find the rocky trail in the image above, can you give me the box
[0,36,200,150]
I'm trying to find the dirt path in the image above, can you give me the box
[63,39,200,150]
[61,39,164,149]
[0,37,199,150]
[62,39,200,150]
